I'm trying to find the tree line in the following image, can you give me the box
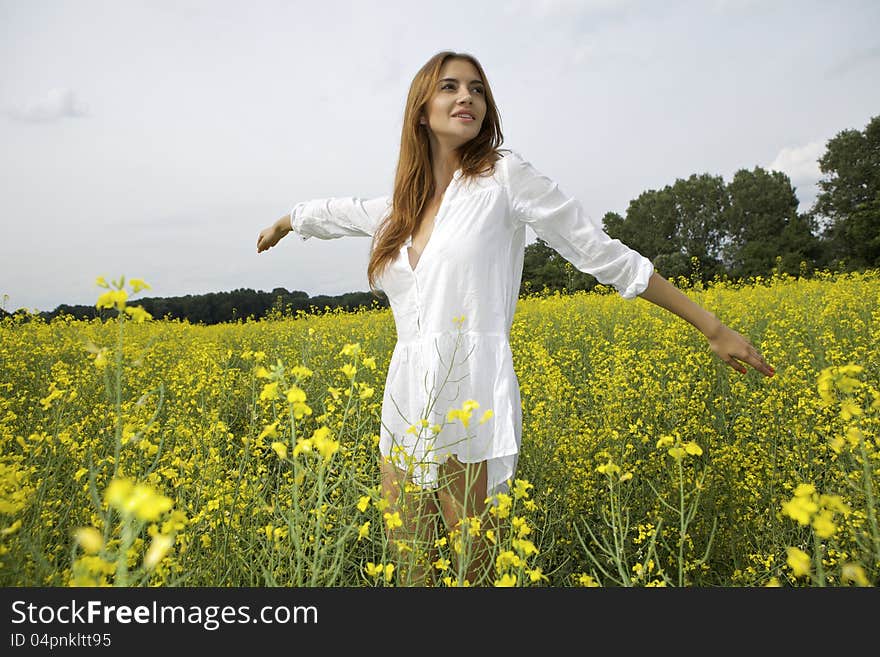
[4,114,877,326]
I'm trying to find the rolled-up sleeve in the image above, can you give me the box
[503,150,653,299]
[289,195,391,241]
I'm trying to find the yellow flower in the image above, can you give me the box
[340,343,361,357]
[684,441,703,456]
[494,573,517,587]
[286,385,307,404]
[143,534,173,570]
[782,495,818,526]
[258,421,279,441]
[357,496,371,513]
[96,289,128,311]
[841,563,870,586]
[576,573,600,587]
[512,538,538,557]
[124,305,153,323]
[667,447,686,460]
[95,276,110,289]
[73,527,104,554]
[384,511,403,531]
[811,511,836,539]
[0,519,21,536]
[383,563,395,583]
[793,483,816,498]
[357,521,370,541]
[656,435,674,449]
[786,547,811,578]
[270,442,288,459]
[462,399,480,412]
[597,461,621,475]
[341,363,357,380]
[433,557,451,571]
[495,550,522,571]
[311,426,339,462]
[129,278,151,293]
[512,479,533,500]
[260,382,280,401]
[364,562,383,578]
[104,478,173,522]
[291,365,313,379]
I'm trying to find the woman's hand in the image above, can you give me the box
[257,215,291,254]
[705,322,775,377]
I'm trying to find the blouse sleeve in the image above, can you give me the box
[502,150,654,299]
[289,195,391,241]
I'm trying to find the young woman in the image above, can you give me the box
[257,50,775,586]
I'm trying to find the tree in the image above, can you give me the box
[812,114,880,270]
[724,166,822,279]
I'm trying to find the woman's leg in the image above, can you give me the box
[379,456,441,586]
[434,455,493,586]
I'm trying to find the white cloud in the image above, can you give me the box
[767,140,826,211]
[2,88,89,123]
[767,141,824,186]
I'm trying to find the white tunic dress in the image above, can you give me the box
[289,149,654,497]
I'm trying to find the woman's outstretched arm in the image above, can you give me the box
[638,271,775,378]
[257,213,293,253]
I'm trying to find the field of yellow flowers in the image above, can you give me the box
[1,269,877,587]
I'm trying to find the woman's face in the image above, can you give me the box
[421,58,486,152]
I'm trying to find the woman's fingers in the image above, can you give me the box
[710,325,775,377]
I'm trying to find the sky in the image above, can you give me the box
[1,0,878,314]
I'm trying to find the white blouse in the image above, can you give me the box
[289,150,654,496]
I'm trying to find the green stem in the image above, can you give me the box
[112,310,124,479]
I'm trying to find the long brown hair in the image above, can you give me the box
[367,50,506,295]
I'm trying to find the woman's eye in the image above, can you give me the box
[441,83,484,94]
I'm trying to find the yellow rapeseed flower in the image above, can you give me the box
[104,478,173,522]
[270,442,288,459]
[260,382,280,401]
[494,573,517,587]
[143,534,174,570]
[286,385,307,404]
[357,521,370,541]
[96,289,128,311]
[357,496,371,513]
[786,547,811,577]
[129,278,151,293]
[841,563,870,587]
[684,441,703,456]
[513,479,533,500]
[124,306,152,323]
[384,511,403,531]
[73,527,104,554]
[340,343,361,357]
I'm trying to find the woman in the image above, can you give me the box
[257,50,775,586]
